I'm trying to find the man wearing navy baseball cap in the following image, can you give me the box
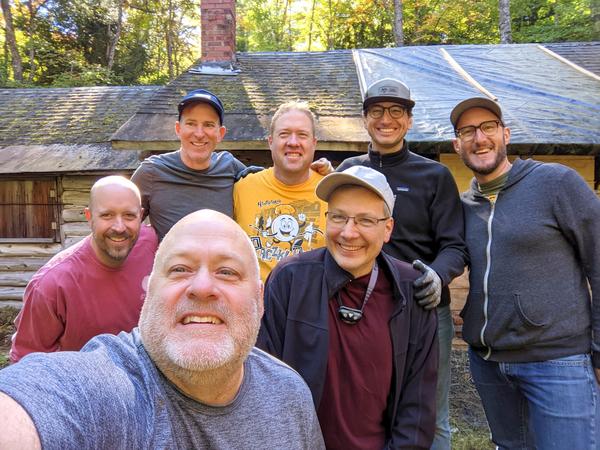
[131,89,250,240]
[177,89,224,124]
[336,78,468,450]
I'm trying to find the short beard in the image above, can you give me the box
[95,233,138,263]
[139,292,261,383]
[462,140,507,177]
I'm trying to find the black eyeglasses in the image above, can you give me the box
[366,105,407,119]
[455,120,502,141]
[326,212,389,229]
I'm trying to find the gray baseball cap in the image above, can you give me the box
[316,166,395,214]
[450,97,503,129]
[363,78,415,110]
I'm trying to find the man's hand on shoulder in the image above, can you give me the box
[412,260,442,310]
[311,158,334,176]
[235,165,264,181]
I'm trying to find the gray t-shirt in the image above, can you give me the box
[131,150,246,240]
[0,329,324,450]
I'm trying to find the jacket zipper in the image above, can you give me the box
[480,200,495,359]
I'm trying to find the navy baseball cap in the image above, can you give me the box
[178,89,224,124]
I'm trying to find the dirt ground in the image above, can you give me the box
[0,307,16,368]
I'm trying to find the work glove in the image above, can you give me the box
[412,259,442,310]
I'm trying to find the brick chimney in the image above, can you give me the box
[201,0,236,63]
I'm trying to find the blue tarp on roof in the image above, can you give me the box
[355,44,600,146]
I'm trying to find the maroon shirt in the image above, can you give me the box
[317,268,395,450]
[10,225,158,362]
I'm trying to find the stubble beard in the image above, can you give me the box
[139,292,261,384]
[462,139,508,177]
[95,232,138,263]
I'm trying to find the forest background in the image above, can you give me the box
[0,0,598,88]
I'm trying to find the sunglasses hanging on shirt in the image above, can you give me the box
[336,262,378,325]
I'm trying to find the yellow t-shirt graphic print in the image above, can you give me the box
[234,168,327,281]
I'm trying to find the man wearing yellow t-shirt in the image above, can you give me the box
[234,101,327,281]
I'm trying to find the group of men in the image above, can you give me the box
[0,78,598,450]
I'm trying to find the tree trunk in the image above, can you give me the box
[393,0,404,46]
[307,0,317,51]
[106,0,125,71]
[166,0,174,79]
[26,1,37,82]
[499,0,513,43]
[1,0,24,82]
[286,0,292,51]
[327,0,334,50]
[592,0,600,40]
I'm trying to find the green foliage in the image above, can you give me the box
[237,0,596,51]
[49,64,121,87]
[0,0,200,87]
[512,0,594,42]
[238,0,298,51]
[1,0,597,86]
[316,0,395,49]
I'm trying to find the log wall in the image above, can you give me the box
[0,175,101,306]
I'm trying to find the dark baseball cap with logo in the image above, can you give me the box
[177,89,224,124]
[450,97,503,129]
[363,78,415,110]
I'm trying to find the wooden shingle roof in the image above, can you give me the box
[0,86,158,145]
[141,51,361,117]
[545,41,600,76]
[0,85,159,174]
[112,50,367,150]
[112,51,366,152]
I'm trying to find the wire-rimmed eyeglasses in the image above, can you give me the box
[325,212,389,229]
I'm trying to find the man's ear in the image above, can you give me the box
[383,217,394,243]
[257,281,265,318]
[503,126,511,145]
[218,125,226,142]
[452,138,461,155]
[84,207,92,222]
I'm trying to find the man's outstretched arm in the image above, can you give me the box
[0,392,41,450]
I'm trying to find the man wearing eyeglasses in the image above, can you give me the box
[451,97,600,449]
[337,78,467,450]
[257,165,438,449]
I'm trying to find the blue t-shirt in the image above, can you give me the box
[0,329,324,450]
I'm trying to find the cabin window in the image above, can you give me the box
[0,178,60,243]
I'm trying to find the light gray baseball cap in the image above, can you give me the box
[316,166,395,214]
[363,78,415,110]
[450,97,503,129]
